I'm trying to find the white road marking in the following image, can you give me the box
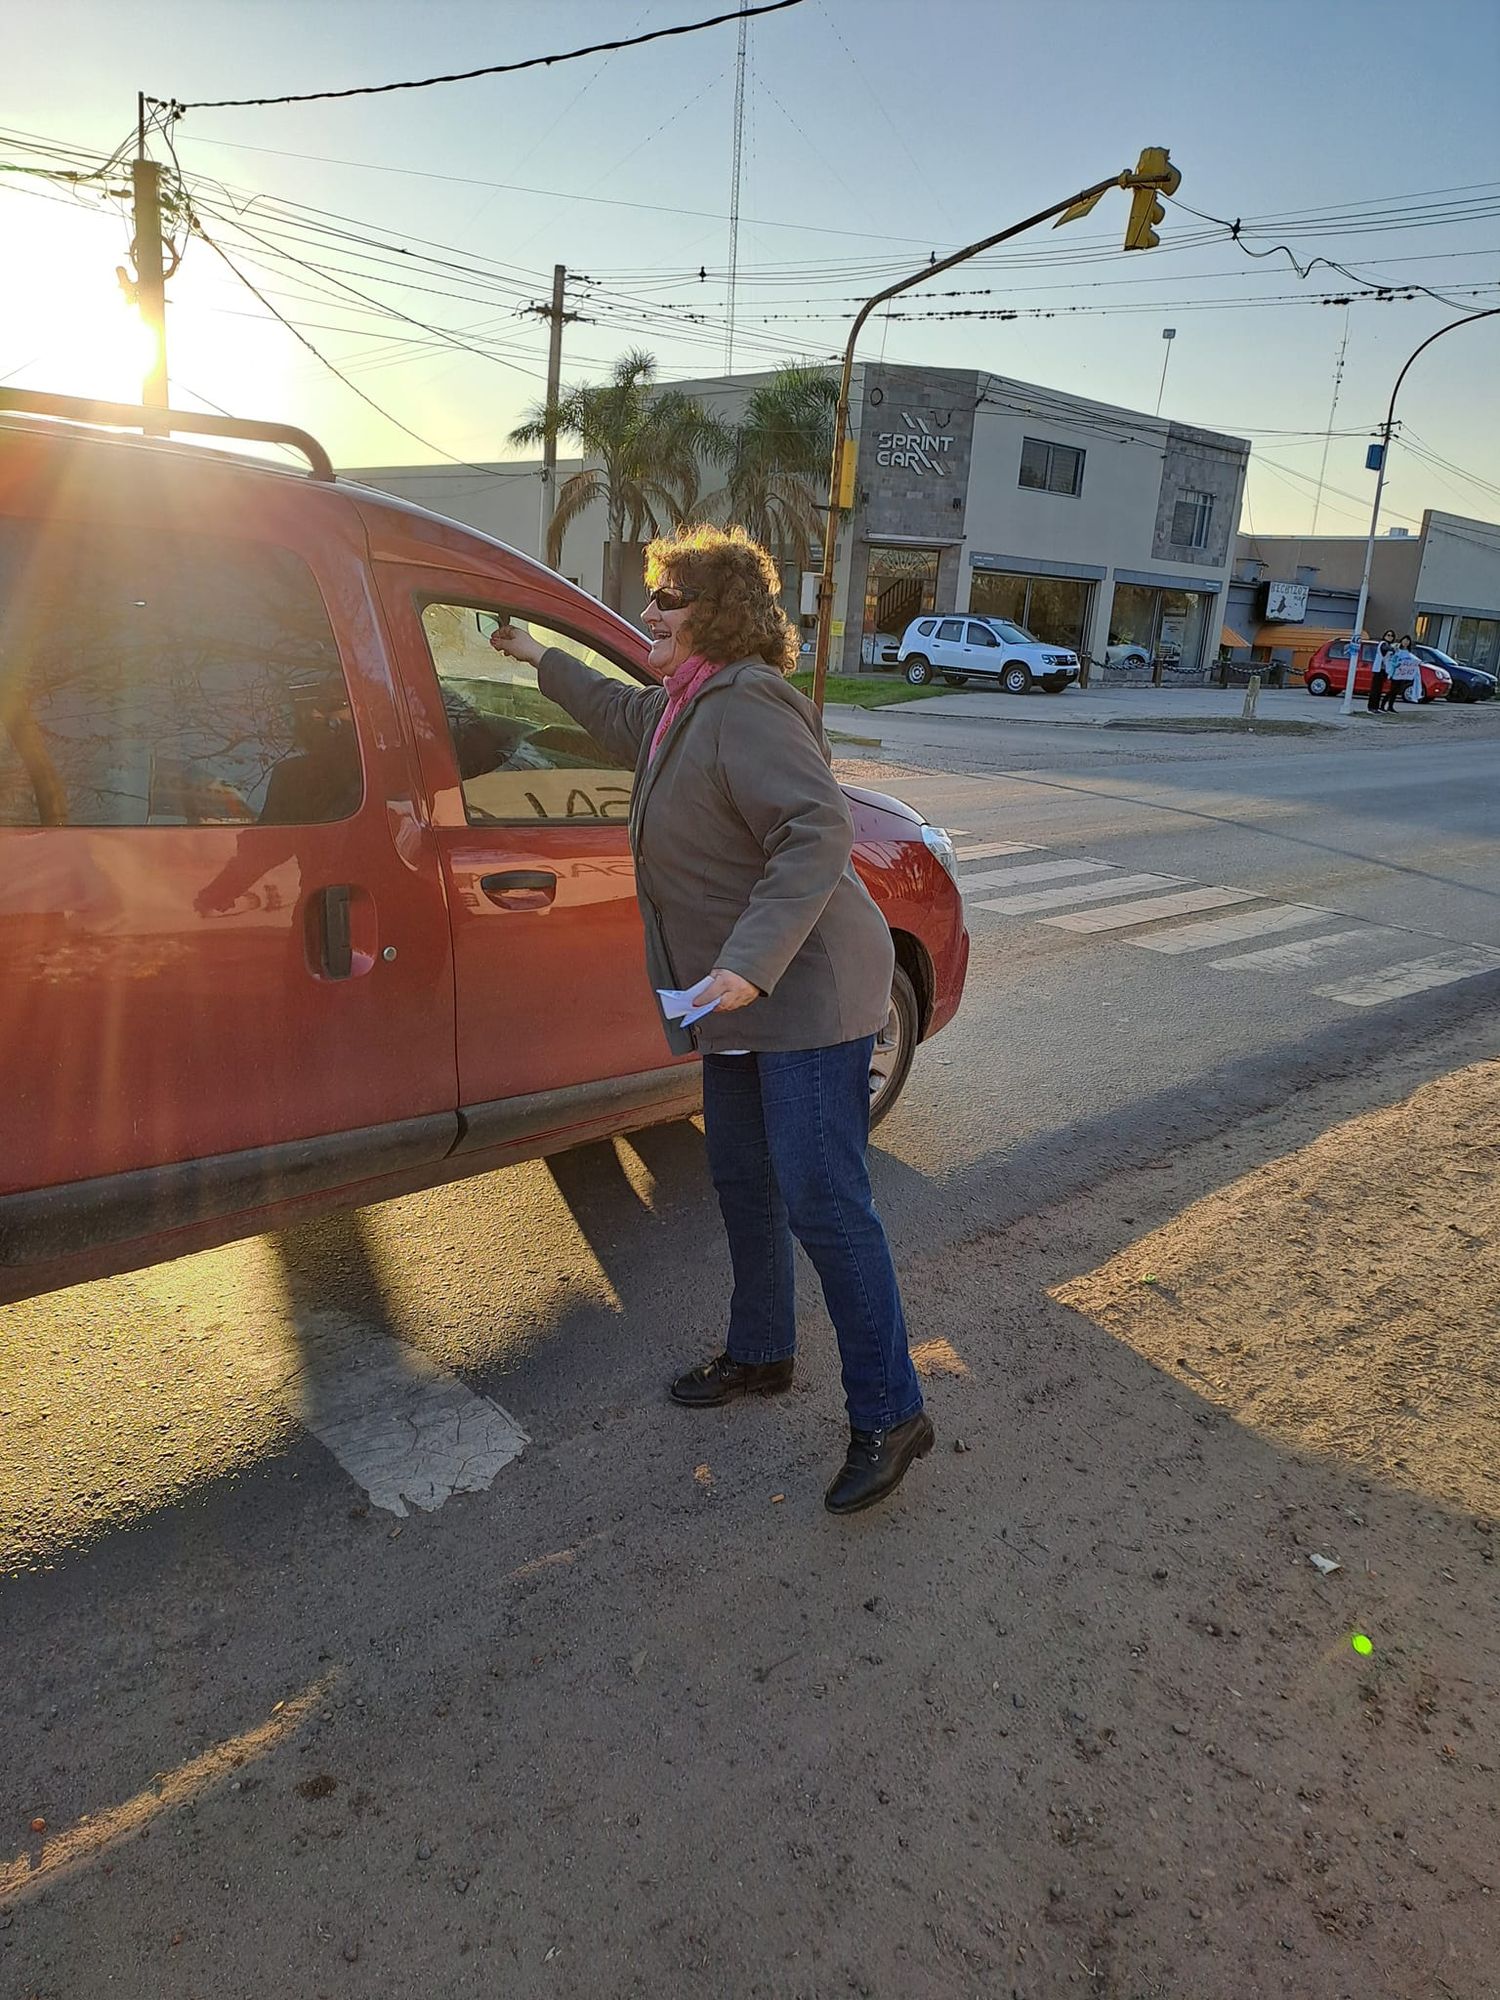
[292,1336,529,1518]
[973,872,1186,917]
[1046,885,1260,932]
[959,858,1116,894]
[1132,903,1332,954]
[1211,928,1386,972]
[1314,946,1500,1008]
[953,839,1041,862]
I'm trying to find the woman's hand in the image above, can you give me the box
[489,623,545,667]
[697,968,761,1013]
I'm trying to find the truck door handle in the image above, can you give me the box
[480,868,557,912]
[316,884,354,978]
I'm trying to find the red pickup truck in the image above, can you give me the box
[0,391,968,1307]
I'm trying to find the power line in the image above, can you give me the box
[191,218,542,480]
[188,197,552,382]
[174,131,948,247]
[152,2,804,112]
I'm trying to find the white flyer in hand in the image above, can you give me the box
[657,976,721,1027]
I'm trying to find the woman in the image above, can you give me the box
[1384,634,1419,711]
[490,526,932,1515]
[1367,629,1396,714]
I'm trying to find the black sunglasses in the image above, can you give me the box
[645,586,700,614]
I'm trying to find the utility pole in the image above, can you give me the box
[133,93,169,432]
[529,264,577,567]
[1311,307,1350,535]
[725,0,749,372]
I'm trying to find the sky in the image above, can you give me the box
[5,0,1500,540]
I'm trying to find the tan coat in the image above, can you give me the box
[538,647,895,1055]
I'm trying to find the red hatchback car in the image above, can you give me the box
[1302,639,1451,703]
[0,391,968,1307]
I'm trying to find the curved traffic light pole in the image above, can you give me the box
[1339,306,1500,715]
[809,154,1178,712]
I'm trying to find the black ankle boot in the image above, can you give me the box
[824,1411,935,1514]
[669,1351,795,1408]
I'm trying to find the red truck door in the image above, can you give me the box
[373,565,684,1115]
[0,447,458,1220]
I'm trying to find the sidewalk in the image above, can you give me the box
[830,681,1410,735]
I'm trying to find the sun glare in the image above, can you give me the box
[5,201,293,423]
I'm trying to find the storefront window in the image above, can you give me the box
[1413,612,1442,648]
[969,570,1091,651]
[1026,576,1091,651]
[1109,583,1156,654]
[1107,582,1212,678]
[1157,589,1209,667]
[863,547,941,663]
[968,572,1027,627]
[1451,616,1500,670]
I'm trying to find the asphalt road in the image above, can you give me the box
[4,711,1499,1997]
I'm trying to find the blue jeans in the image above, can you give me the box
[702,1037,923,1434]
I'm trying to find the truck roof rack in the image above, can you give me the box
[0,388,335,483]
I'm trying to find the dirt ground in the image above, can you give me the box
[4,1042,1498,1999]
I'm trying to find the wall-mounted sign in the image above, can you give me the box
[876,411,956,474]
[1264,580,1309,623]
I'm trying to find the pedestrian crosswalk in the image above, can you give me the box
[1046,884,1259,932]
[953,839,1500,1014]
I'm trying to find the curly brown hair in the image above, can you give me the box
[643,524,798,675]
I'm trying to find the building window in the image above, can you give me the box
[969,569,1093,652]
[1451,615,1500,671]
[861,545,941,663]
[1108,583,1212,678]
[1171,490,1214,550]
[1018,437,1084,497]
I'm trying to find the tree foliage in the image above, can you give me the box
[510,350,719,609]
[697,365,837,569]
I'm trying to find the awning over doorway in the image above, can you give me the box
[1219,623,1251,649]
[1255,624,1353,652]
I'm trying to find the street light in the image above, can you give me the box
[810,151,1182,711]
[1155,328,1176,417]
[1339,307,1500,715]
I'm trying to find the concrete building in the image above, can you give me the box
[348,363,1249,681]
[1225,511,1500,679]
[833,363,1247,680]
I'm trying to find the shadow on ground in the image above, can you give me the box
[4,1010,1499,1997]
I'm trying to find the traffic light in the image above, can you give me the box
[1123,146,1181,251]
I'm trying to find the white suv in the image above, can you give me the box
[897,615,1081,694]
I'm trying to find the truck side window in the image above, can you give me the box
[0,520,359,827]
[418,603,638,825]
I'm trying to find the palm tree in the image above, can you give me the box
[509,350,720,609]
[697,365,837,568]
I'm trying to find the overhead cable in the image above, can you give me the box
[152,2,804,112]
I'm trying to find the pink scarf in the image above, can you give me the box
[648,653,724,761]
